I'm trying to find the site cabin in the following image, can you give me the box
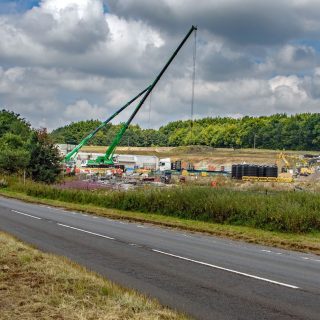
[159,158,171,171]
[77,152,159,170]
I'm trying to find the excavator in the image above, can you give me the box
[277,152,314,177]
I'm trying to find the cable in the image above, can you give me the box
[190,28,197,144]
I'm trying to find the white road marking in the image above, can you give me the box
[57,223,115,240]
[261,249,283,255]
[11,210,41,220]
[137,225,146,228]
[152,249,299,289]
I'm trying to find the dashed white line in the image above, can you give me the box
[261,249,283,255]
[57,223,115,240]
[137,225,146,228]
[182,234,192,238]
[11,210,41,220]
[152,249,299,289]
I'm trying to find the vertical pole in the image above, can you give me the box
[190,28,197,145]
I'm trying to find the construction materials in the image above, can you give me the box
[242,176,293,183]
[232,164,278,180]
[87,25,198,167]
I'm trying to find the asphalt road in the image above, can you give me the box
[0,196,320,320]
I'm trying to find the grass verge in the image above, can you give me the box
[0,232,188,320]
[1,188,320,256]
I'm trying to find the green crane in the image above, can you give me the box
[87,25,197,167]
[64,86,151,164]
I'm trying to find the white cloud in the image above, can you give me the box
[1,0,320,131]
[63,100,106,121]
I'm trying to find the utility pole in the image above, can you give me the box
[253,133,257,149]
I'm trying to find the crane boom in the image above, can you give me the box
[88,25,197,166]
[64,86,151,163]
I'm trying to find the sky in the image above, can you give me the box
[1,0,320,130]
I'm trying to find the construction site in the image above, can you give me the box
[54,25,320,192]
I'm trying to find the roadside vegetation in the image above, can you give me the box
[1,183,320,255]
[0,110,62,183]
[0,232,187,320]
[2,177,320,234]
[2,177,320,233]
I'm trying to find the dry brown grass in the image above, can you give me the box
[81,146,312,168]
[0,232,188,320]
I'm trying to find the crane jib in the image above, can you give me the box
[64,85,151,163]
[99,25,198,165]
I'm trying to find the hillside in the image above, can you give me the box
[50,113,320,151]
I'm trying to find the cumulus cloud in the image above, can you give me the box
[1,0,320,131]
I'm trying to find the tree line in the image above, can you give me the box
[0,110,61,183]
[50,113,320,151]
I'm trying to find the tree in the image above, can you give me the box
[0,110,31,174]
[0,109,31,138]
[27,129,62,183]
[49,113,320,151]
[0,133,30,174]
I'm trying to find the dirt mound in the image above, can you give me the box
[174,145,215,154]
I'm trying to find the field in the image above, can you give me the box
[0,232,187,320]
[81,145,316,169]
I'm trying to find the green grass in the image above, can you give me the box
[5,178,320,233]
[0,232,188,320]
[0,182,320,254]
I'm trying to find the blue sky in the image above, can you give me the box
[0,0,39,14]
[1,0,320,130]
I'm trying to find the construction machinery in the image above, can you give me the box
[277,152,291,172]
[87,25,198,167]
[64,86,151,166]
[276,152,320,177]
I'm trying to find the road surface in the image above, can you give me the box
[0,196,319,320]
